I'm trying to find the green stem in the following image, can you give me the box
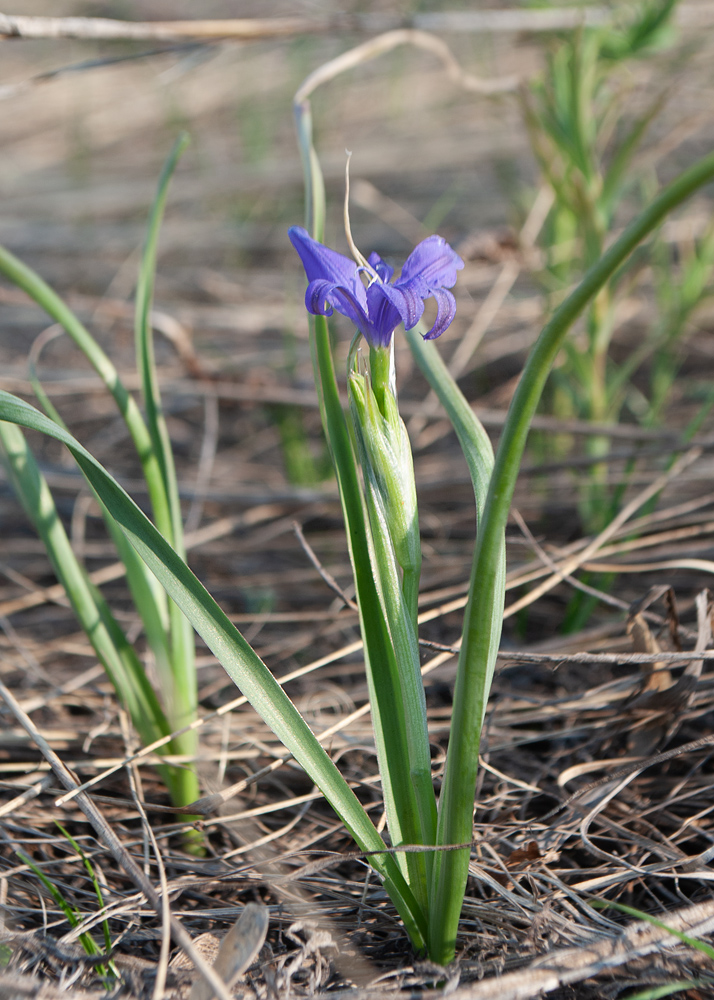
[369,344,392,414]
[312,317,430,922]
[429,150,714,964]
[405,329,505,938]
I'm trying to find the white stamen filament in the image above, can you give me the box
[344,151,379,285]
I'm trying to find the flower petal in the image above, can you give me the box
[289,226,358,286]
[422,288,457,340]
[367,251,395,284]
[399,235,464,294]
[363,281,406,347]
[305,278,369,332]
[373,280,424,332]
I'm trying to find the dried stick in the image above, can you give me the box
[293,520,358,610]
[0,14,313,41]
[3,7,714,43]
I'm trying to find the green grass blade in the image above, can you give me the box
[405,328,505,942]
[55,823,118,975]
[620,984,707,1000]
[102,514,172,685]
[0,419,192,803]
[17,851,105,968]
[134,132,197,797]
[0,420,171,751]
[0,388,427,950]
[406,331,494,517]
[591,899,714,961]
[0,244,172,541]
[428,148,714,965]
[135,131,189,556]
[27,331,174,700]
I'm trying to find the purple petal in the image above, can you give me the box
[289,226,358,287]
[373,280,424,332]
[398,235,464,293]
[363,282,406,348]
[305,277,370,333]
[367,251,395,285]
[422,288,457,340]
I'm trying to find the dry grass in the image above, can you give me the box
[2,3,714,998]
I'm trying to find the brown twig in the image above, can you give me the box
[3,6,713,43]
[0,14,315,41]
[292,521,358,610]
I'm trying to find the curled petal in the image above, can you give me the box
[422,287,457,340]
[290,226,463,347]
[372,280,423,332]
[289,226,358,286]
[306,278,369,332]
[399,235,464,294]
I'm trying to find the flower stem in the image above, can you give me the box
[313,315,430,927]
[369,344,392,414]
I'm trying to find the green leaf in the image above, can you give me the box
[0,421,171,750]
[134,132,198,801]
[17,851,105,968]
[426,147,714,965]
[0,243,172,539]
[0,388,427,951]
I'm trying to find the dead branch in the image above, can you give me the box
[0,14,317,41]
[2,6,714,43]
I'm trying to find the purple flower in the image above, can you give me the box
[288,226,464,348]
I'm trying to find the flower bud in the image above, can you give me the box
[348,370,421,584]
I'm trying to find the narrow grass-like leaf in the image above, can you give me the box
[591,898,714,961]
[135,132,190,555]
[405,327,505,940]
[134,132,198,803]
[0,421,170,748]
[0,244,172,540]
[428,149,714,964]
[0,418,197,801]
[17,851,108,974]
[620,983,708,1000]
[0,389,427,950]
[27,332,174,695]
[55,823,117,975]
